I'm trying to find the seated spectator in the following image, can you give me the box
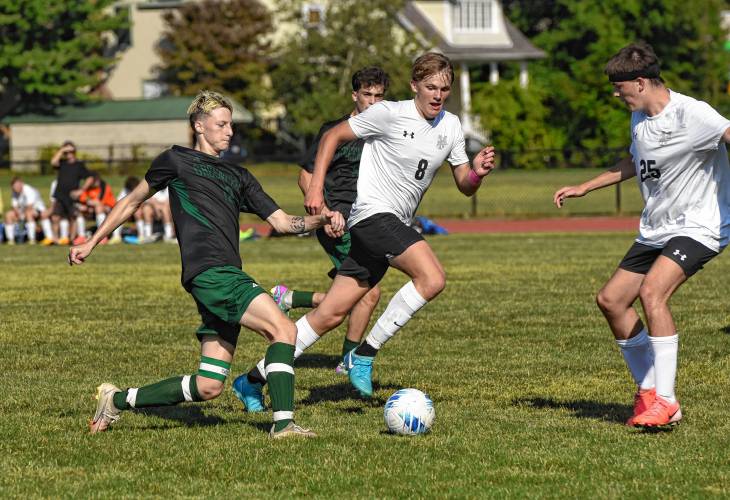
[148,187,176,243]
[110,176,154,244]
[74,171,115,244]
[4,177,53,245]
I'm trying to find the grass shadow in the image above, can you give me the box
[135,405,226,427]
[295,353,342,370]
[721,325,730,334]
[512,396,631,424]
[300,381,399,408]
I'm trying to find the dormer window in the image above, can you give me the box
[303,3,325,29]
[453,0,494,32]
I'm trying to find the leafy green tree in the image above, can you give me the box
[0,0,127,118]
[474,0,730,167]
[156,0,274,111]
[271,0,422,136]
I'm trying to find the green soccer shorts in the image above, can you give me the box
[315,228,351,279]
[188,265,267,346]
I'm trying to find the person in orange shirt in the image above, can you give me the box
[75,172,116,244]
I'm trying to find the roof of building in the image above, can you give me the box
[400,2,545,62]
[4,96,253,125]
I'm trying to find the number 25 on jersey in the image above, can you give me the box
[639,159,660,182]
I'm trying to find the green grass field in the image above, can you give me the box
[2,233,730,497]
[0,165,645,220]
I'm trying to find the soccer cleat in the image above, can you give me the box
[89,383,122,434]
[108,235,123,245]
[58,237,70,246]
[40,238,55,246]
[27,239,37,245]
[344,349,374,398]
[269,421,317,439]
[270,285,291,315]
[6,239,15,246]
[232,374,265,412]
[626,387,656,426]
[72,235,87,246]
[632,394,682,428]
[334,361,348,375]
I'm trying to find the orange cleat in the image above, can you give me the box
[626,387,656,426]
[632,394,682,428]
[58,237,70,246]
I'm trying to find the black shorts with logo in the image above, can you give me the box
[337,213,424,287]
[619,236,719,277]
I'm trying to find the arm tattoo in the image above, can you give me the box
[290,216,306,233]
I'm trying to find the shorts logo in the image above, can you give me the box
[672,249,687,261]
[252,283,259,288]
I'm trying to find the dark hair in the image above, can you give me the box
[605,42,664,85]
[10,176,21,186]
[411,52,454,84]
[352,67,390,92]
[124,176,140,192]
[62,140,76,149]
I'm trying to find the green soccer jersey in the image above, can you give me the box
[301,114,364,220]
[145,146,279,286]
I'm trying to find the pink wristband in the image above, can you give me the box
[467,169,482,187]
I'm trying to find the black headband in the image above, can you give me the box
[608,63,660,82]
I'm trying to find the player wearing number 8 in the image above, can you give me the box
[248,52,497,398]
[553,42,730,428]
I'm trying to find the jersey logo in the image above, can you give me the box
[659,130,672,147]
[672,249,687,262]
[403,130,415,139]
[437,134,447,150]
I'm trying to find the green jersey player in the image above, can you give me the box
[69,91,344,438]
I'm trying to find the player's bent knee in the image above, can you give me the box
[194,376,224,400]
[269,319,296,345]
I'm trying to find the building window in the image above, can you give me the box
[454,0,494,32]
[302,4,325,29]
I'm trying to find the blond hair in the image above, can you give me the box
[411,52,454,84]
[187,90,233,130]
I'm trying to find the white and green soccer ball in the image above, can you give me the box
[384,388,435,435]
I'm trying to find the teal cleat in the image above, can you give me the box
[232,374,265,412]
[270,284,291,316]
[343,349,374,398]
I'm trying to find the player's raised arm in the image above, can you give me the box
[68,179,154,265]
[266,207,345,236]
[452,145,496,196]
[304,121,357,215]
[553,156,636,208]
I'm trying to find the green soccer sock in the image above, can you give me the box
[112,375,203,410]
[265,342,295,432]
[342,338,360,358]
[291,290,315,309]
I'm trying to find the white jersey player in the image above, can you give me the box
[239,53,495,401]
[4,177,52,244]
[554,42,730,428]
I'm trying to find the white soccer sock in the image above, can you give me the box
[113,225,123,238]
[164,223,174,240]
[136,220,145,238]
[649,334,679,403]
[615,328,655,390]
[95,213,106,228]
[76,215,86,237]
[4,223,14,242]
[143,222,152,238]
[294,315,321,359]
[26,221,36,242]
[365,281,428,350]
[59,219,70,239]
[41,218,53,239]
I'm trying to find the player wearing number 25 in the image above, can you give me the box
[287,52,496,397]
[553,42,730,428]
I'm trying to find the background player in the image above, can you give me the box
[554,42,730,428]
[69,90,344,438]
[232,68,389,411]
[4,177,52,244]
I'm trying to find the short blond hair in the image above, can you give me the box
[187,90,233,130]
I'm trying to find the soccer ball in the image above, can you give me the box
[383,388,435,435]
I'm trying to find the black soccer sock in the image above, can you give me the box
[355,341,378,357]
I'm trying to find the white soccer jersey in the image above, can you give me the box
[347,100,468,227]
[12,184,45,212]
[152,187,169,202]
[629,90,730,252]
